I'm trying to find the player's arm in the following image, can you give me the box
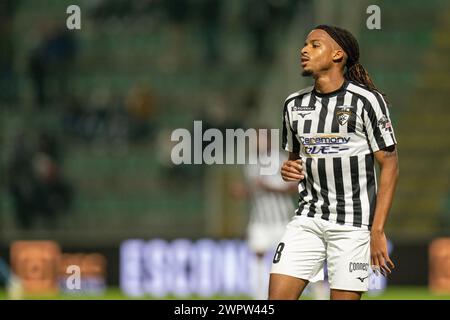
[371,144,399,276]
[256,178,298,193]
[280,152,304,182]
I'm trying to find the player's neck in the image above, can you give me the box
[313,71,345,94]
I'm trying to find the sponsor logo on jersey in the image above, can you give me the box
[300,135,351,155]
[291,105,315,112]
[377,115,392,133]
[298,112,311,118]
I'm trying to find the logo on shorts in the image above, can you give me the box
[349,262,369,273]
[356,275,369,282]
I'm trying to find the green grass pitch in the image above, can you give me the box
[0,286,449,300]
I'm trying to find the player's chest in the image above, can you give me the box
[289,95,363,136]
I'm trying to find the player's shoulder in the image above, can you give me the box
[346,81,386,106]
[284,86,314,106]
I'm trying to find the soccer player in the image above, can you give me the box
[269,25,399,300]
[232,129,297,299]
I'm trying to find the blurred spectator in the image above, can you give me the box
[90,0,158,20]
[196,0,222,64]
[6,131,73,229]
[125,84,158,142]
[243,0,302,63]
[62,85,157,145]
[28,22,77,108]
[244,0,273,62]
[0,0,19,106]
[164,0,190,25]
[6,131,36,229]
[162,0,191,68]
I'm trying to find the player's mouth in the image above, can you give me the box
[301,57,309,67]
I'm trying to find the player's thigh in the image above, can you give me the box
[330,289,362,300]
[326,225,370,293]
[268,273,309,300]
[270,216,327,295]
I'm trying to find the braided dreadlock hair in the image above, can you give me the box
[315,25,384,95]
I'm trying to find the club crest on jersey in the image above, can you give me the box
[336,105,352,126]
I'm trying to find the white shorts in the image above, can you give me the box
[270,215,371,292]
[247,223,287,253]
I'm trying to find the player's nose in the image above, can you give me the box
[300,46,308,56]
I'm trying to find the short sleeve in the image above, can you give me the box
[362,91,397,152]
[281,101,300,153]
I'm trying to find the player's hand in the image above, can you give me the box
[370,230,395,277]
[281,159,304,182]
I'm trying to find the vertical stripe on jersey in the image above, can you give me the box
[282,103,293,151]
[333,157,346,224]
[365,153,377,227]
[297,178,309,216]
[363,99,387,150]
[373,91,396,143]
[291,120,300,152]
[324,95,337,133]
[350,156,362,227]
[303,120,312,134]
[317,158,331,220]
[317,97,329,133]
[347,94,359,133]
[305,158,318,217]
[303,93,315,134]
[282,104,288,150]
[298,93,311,107]
[331,91,345,133]
[308,92,316,109]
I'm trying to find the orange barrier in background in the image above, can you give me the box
[10,241,61,295]
[429,238,450,294]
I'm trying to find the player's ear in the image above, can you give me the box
[332,49,344,63]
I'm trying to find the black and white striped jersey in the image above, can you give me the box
[245,150,295,226]
[282,80,397,229]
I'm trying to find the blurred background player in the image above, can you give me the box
[232,129,328,299]
[231,128,296,299]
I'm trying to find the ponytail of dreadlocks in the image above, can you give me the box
[315,24,386,97]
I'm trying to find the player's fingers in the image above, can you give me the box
[284,160,302,172]
[284,177,303,182]
[281,171,304,181]
[386,256,395,270]
[282,164,303,176]
[377,253,391,276]
[382,253,395,273]
[371,256,380,276]
[283,164,301,173]
[294,159,303,171]
[283,176,303,181]
[379,260,390,276]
